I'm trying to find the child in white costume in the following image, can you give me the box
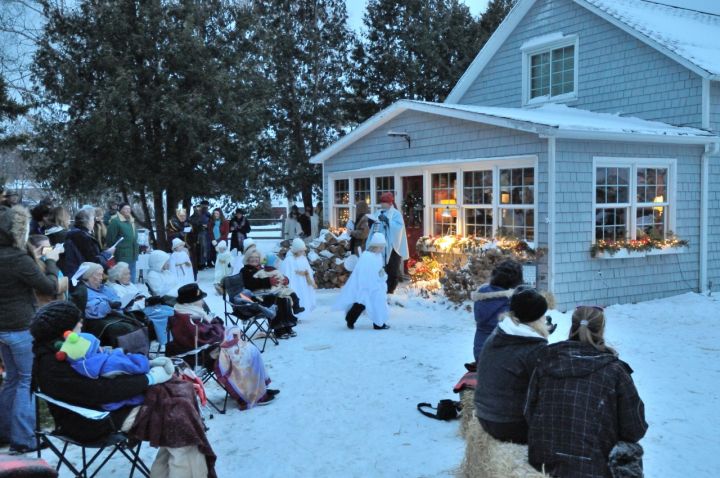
[169,238,194,286]
[335,233,390,330]
[279,238,316,319]
[214,240,233,294]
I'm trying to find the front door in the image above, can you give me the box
[401,175,424,259]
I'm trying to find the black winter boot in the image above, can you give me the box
[345,303,365,329]
[290,292,305,314]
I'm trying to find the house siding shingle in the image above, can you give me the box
[458,0,703,129]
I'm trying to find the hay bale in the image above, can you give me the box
[460,413,548,478]
[459,390,475,440]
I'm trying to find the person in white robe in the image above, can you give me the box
[213,240,232,294]
[145,250,180,298]
[279,238,316,319]
[335,233,390,330]
[169,238,194,287]
[366,192,409,294]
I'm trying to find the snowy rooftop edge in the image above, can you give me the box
[411,101,716,138]
[583,0,720,76]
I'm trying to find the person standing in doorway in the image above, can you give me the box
[367,192,409,294]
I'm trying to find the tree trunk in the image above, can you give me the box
[166,190,179,218]
[182,194,192,215]
[301,186,313,210]
[139,188,156,246]
[153,189,168,251]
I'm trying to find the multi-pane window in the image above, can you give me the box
[334,179,350,226]
[431,173,457,235]
[594,163,670,242]
[354,177,371,205]
[375,176,395,203]
[529,45,575,99]
[498,168,534,240]
[463,170,493,237]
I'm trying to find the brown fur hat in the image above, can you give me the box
[0,205,30,249]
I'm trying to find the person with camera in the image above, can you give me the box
[0,205,60,454]
[474,287,550,444]
[525,306,647,477]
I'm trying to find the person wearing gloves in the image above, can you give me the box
[279,238,316,319]
[31,301,216,477]
[213,240,232,295]
[474,287,550,444]
[107,262,151,312]
[366,192,409,294]
[146,249,180,302]
[336,232,391,330]
[169,238,194,287]
[0,205,60,454]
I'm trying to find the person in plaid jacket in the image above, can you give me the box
[525,306,648,478]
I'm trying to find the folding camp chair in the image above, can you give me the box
[34,392,150,478]
[165,313,229,415]
[221,274,278,352]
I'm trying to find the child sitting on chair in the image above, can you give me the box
[54,326,174,410]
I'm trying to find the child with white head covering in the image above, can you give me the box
[169,237,194,286]
[334,233,390,330]
[279,238,316,319]
[214,240,232,294]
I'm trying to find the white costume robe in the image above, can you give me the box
[214,250,232,285]
[280,253,316,319]
[366,206,409,263]
[169,249,194,286]
[334,250,388,326]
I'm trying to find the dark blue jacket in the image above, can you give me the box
[472,284,514,362]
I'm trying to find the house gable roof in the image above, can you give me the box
[445,0,720,104]
[309,101,717,164]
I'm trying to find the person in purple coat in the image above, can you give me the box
[471,260,523,363]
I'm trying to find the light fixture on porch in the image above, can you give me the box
[387,130,411,148]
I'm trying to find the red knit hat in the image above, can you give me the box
[379,192,394,204]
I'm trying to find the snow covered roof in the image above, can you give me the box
[581,0,720,77]
[310,100,718,164]
[446,0,720,103]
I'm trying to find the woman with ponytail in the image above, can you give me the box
[525,306,648,477]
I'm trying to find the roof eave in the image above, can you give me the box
[574,0,715,80]
[547,129,719,145]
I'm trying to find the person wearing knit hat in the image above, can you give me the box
[366,191,409,294]
[474,286,549,445]
[169,237,194,287]
[31,301,215,475]
[335,233,390,330]
[279,237,317,319]
[0,205,61,454]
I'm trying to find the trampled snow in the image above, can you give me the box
[20,243,720,476]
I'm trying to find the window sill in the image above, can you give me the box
[524,93,578,108]
[593,246,688,259]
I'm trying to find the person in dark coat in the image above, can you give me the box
[29,203,51,235]
[167,208,197,279]
[298,208,311,238]
[471,259,523,363]
[0,205,60,454]
[31,301,216,477]
[474,287,549,444]
[229,209,251,252]
[525,306,648,478]
[241,249,298,339]
[62,209,115,279]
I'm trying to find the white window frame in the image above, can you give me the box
[592,157,677,243]
[521,34,579,107]
[496,166,537,241]
[327,156,537,245]
[462,169,494,238]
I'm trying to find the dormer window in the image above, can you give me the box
[522,33,578,106]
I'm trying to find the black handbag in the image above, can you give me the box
[417,399,462,421]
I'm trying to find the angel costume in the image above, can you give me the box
[366,201,409,294]
[214,242,232,287]
[279,252,316,319]
[169,248,194,286]
[215,326,271,409]
[334,247,388,328]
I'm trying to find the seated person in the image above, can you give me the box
[107,261,151,312]
[146,250,180,303]
[241,250,298,339]
[231,289,278,321]
[525,306,647,477]
[31,301,216,477]
[72,262,124,319]
[474,287,550,444]
[252,252,304,314]
[168,284,225,360]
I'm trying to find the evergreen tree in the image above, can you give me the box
[30,0,269,247]
[0,75,28,147]
[479,0,516,45]
[252,0,355,208]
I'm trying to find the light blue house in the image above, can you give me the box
[310,0,720,309]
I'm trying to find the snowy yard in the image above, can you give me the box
[29,243,720,477]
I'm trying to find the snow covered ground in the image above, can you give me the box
[21,241,720,476]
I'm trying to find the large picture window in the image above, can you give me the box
[463,170,493,237]
[334,179,350,226]
[354,177,371,205]
[431,172,457,235]
[498,167,535,241]
[594,160,672,242]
